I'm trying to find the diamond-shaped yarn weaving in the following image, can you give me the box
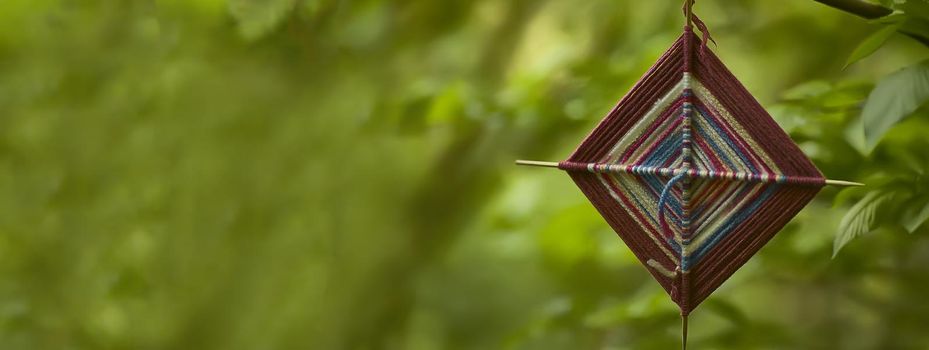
[559,29,825,315]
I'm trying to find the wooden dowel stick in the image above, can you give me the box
[682,313,689,350]
[514,160,559,168]
[514,160,864,187]
[823,179,865,187]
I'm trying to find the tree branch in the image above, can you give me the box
[813,0,893,19]
[813,0,929,47]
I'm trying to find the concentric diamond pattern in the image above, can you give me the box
[561,31,825,314]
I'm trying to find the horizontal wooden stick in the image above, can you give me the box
[515,160,560,168]
[515,160,864,187]
[823,179,865,187]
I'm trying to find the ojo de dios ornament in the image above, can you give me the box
[516,1,862,348]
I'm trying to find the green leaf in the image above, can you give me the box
[781,80,832,101]
[861,60,929,150]
[845,24,900,69]
[833,186,869,208]
[834,191,893,258]
[228,0,297,41]
[822,80,873,108]
[902,197,929,232]
[871,12,907,25]
[844,117,868,154]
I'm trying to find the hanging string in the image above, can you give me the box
[684,0,694,27]
[682,0,716,55]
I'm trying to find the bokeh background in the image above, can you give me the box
[2,0,929,349]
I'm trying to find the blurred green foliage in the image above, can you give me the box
[1,0,929,349]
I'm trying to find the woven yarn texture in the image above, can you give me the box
[561,28,825,315]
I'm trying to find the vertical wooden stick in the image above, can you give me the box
[682,314,689,350]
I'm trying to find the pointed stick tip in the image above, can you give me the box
[682,313,689,350]
[514,160,560,168]
[824,179,865,187]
